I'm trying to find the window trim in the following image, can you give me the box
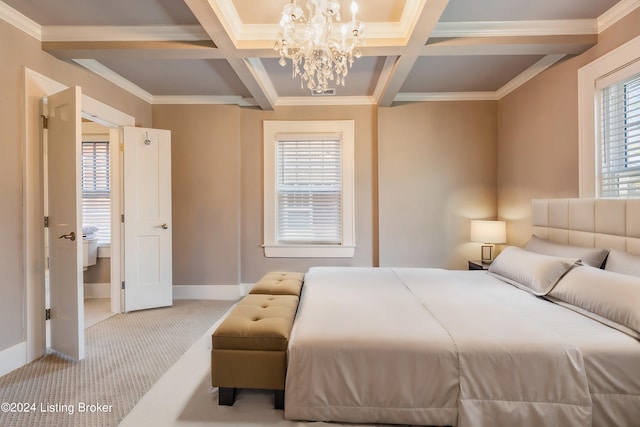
[263,120,355,258]
[598,70,640,197]
[578,34,640,197]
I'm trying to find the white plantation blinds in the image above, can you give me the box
[82,141,110,244]
[276,136,342,244]
[600,71,640,197]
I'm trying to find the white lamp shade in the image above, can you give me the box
[470,220,506,244]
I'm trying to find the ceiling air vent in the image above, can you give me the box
[310,88,336,96]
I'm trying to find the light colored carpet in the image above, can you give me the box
[0,299,235,427]
[120,316,392,427]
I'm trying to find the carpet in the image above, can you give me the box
[0,299,235,427]
[119,313,389,427]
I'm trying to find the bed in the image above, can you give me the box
[284,198,640,427]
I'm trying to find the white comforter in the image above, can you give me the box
[284,267,627,426]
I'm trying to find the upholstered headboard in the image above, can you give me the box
[531,198,640,256]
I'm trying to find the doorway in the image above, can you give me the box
[24,68,134,364]
[79,120,114,328]
[42,94,126,356]
[26,69,173,365]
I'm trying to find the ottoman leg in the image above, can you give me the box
[219,387,237,406]
[274,390,285,410]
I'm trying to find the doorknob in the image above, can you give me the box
[58,231,76,241]
[155,223,169,230]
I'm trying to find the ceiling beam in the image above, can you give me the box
[28,0,615,110]
[378,0,450,107]
[373,56,400,104]
[420,34,597,56]
[183,0,275,110]
[42,40,225,60]
[41,24,209,41]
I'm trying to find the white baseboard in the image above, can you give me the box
[84,282,111,299]
[0,341,26,377]
[239,283,253,296]
[172,284,253,301]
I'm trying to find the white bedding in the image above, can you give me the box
[285,267,640,427]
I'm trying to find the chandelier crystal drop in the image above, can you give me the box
[274,0,365,93]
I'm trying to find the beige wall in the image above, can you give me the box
[497,9,640,246]
[379,102,498,269]
[240,105,378,282]
[156,101,498,284]
[152,104,241,286]
[0,19,151,352]
[152,104,378,285]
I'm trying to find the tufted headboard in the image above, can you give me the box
[531,198,640,256]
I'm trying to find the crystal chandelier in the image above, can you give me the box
[274,0,365,93]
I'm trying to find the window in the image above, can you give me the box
[578,35,640,197]
[277,137,342,244]
[263,121,355,258]
[82,141,110,244]
[600,72,640,197]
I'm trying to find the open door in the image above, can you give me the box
[123,127,173,312]
[47,86,84,360]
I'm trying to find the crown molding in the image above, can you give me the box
[401,0,428,39]
[212,0,424,46]
[42,25,209,42]
[234,21,412,42]
[213,0,244,44]
[394,53,567,103]
[598,0,640,33]
[0,1,40,40]
[3,0,635,109]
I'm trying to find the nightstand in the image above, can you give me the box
[468,260,490,271]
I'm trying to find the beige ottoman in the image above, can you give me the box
[211,294,299,409]
[249,271,304,297]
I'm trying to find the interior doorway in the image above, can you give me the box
[24,67,134,364]
[42,92,125,356]
[79,120,115,328]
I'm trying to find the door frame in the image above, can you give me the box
[23,67,135,363]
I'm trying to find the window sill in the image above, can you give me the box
[264,245,355,258]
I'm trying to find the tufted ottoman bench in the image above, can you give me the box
[249,271,305,297]
[211,294,299,409]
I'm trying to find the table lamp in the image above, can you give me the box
[470,220,506,263]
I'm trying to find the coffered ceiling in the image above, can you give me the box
[1,0,636,110]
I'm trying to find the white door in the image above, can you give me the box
[123,127,173,311]
[47,86,84,360]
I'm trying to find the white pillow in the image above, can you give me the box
[604,249,640,277]
[488,246,579,296]
[524,236,609,268]
[547,265,640,339]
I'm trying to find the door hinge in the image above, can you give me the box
[44,216,49,228]
[45,308,51,320]
[121,281,125,290]
[41,115,48,129]
[121,214,125,223]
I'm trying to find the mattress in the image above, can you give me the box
[284,267,640,427]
